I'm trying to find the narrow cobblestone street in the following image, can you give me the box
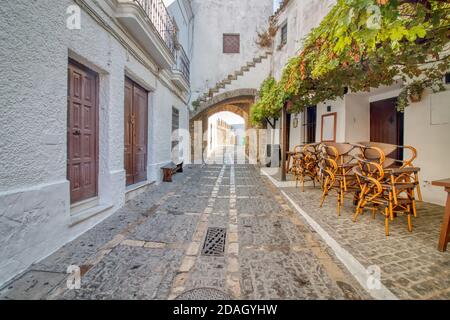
[0,147,370,300]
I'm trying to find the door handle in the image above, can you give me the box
[73,129,81,136]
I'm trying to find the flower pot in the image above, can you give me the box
[409,93,422,103]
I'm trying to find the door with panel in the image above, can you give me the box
[370,98,404,160]
[67,60,99,204]
[124,78,148,186]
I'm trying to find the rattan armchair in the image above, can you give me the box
[353,153,415,236]
[292,143,321,192]
[319,143,359,216]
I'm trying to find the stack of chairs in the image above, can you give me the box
[353,143,421,236]
[292,143,321,192]
[318,143,360,216]
[288,141,422,237]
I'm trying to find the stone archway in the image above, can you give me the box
[189,89,258,163]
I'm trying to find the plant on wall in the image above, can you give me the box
[256,17,279,49]
[251,0,450,123]
[191,100,200,110]
[250,76,286,125]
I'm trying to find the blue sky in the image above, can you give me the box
[274,0,282,12]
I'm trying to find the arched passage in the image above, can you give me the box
[189,90,257,163]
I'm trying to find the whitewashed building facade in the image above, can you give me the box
[0,0,193,286]
[270,0,450,206]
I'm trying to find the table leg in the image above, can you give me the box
[438,191,450,252]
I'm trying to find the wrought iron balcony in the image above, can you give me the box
[133,0,176,56]
[174,45,190,83]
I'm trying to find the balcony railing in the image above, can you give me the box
[174,45,190,83]
[133,0,176,56]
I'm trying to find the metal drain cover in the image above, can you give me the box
[175,288,233,300]
[202,228,227,256]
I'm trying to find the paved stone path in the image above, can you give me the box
[0,148,370,300]
[282,185,450,300]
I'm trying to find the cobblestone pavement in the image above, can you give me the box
[281,184,450,300]
[0,147,371,300]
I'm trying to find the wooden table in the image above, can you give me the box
[432,179,450,252]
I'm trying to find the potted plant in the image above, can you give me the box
[408,81,425,103]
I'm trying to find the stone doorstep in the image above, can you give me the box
[69,203,114,227]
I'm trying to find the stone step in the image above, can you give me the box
[196,51,271,102]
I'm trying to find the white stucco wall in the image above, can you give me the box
[0,0,190,286]
[403,90,450,206]
[316,99,346,143]
[189,0,273,103]
[344,94,370,143]
[272,0,336,80]
[216,56,271,96]
[289,113,304,150]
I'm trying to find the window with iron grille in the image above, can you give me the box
[172,107,180,151]
[280,23,288,47]
[223,34,240,54]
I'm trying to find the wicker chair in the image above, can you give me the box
[292,143,321,192]
[319,143,359,216]
[355,142,421,217]
[353,153,415,236]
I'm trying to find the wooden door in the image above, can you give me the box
[305,106,317,144]
[370,98,404,159]
[67,60,99,204]
[124,78,148,186]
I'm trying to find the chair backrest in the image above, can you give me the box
[292,145,303,154]
[359,141,400,165]
[319,157,338,181]
[320,144,339,161]
[323,142,354,155]
[354,156,385,182]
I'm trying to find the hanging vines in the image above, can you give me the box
[250,0,450,123]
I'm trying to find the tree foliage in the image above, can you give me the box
[250,0,450,123]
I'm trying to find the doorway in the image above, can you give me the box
[370,97,404,159]
[124,77,149,186]
[304,106,317,144]
[67,60,99,204]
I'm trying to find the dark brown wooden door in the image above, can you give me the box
[370,97,404,159]
[124,78,148,186]
[67,60,99,204]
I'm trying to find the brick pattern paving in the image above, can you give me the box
[0,149,371,300]
[282,185,450,300]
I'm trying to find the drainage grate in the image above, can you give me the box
[202,228,227,256]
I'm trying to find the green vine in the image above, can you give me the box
[252,0,450,123]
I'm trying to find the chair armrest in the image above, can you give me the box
[385,167,421,174]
